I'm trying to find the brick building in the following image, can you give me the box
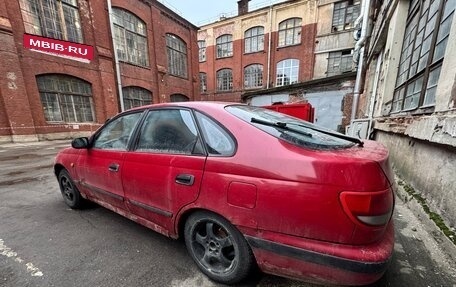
[0,0,199,143]
[198,0,361,131]
[198,0,317,102]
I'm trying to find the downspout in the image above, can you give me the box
[266,4,273,89]
[351,0,371,122]
[353,0,364,34]
[367,49,383,138]
[107,0,125,112]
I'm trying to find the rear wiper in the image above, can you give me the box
[286,122,364,147]
[251,117,312,137]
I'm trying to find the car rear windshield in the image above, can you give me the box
[226,105,355,150]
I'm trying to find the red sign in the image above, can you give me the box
[23,34,94,63]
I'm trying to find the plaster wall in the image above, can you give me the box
[376,131,456,229]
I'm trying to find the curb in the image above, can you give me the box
[0,139,71,149]
[395,176,456,265]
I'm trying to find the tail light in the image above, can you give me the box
[340,189,394,227]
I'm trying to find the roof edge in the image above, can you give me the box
[241,72,357,100]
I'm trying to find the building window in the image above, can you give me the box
[278,18,302,47]
[327,50,353,76]
[170,94,189,102]
[216,34,233,58]
[392,0,454,113]
[37,75,94,123]
[216,69,233,91]
[122,87,152,110]
[244,64,263,89]
[19,0,83,43]
[332,1,361,32]
[199,72,207,93]
[276,59,299,87]
[245,26,264,53]
[166,34,188,78]
[198,40,206,62]
[112,8,149,66]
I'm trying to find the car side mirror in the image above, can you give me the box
[71,137,90,149]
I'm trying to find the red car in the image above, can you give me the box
[54,102,395,286]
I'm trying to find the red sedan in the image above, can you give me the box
[54,102,395,285]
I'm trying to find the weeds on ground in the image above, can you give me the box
[397,180,456,245]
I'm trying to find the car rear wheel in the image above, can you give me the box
[184,211,254,284]
[58,169,85,209]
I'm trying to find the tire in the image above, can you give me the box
[184,211,254,285]
[58,169,85,209]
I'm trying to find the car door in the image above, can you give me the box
[121,108,206,231]
[78,111,144,210]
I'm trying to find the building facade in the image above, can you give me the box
[198,0,361,131]
[355,0,456,228]
[198,0,319,102]
[0,0,200,143]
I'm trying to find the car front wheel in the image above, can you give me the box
[184,211,254,285]
[58,169,85,209]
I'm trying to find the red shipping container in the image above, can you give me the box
[263,103,315,123]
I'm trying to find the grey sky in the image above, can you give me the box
[161,0,286,25]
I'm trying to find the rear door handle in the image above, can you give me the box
[108,163,119,172]
[175,174,194,186]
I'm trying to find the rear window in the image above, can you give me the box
[226,105,355,150]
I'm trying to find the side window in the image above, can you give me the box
[195,112,235,156]
[93,112,142,150]
[136,109,201,155]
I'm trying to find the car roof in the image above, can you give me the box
[127,101,243,112]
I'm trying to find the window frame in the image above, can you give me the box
[276,59,299,87]
[226,105,355,150]
[391,0,453,114]
[112,7,149,67]
[244,64,264,89]
[216,34,233,59]
[216,69,233,92]
[166,34,188,78]
[327,50,353,76]
[244,26,265,53]
[134,108,202,155]
[198,40,207,62]
[278,18,302,47]
[331,0,361,32]
[199,72,208,93]
[170,94,190,102]
[122,86,152,110]
[19,0,83,43]
[92,111,144,151]
[194,111,237,157]
[37,74,95,123]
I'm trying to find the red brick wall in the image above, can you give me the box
[0,0,199,141]
[199,23,317,102]
[148,5,200,103]
[0,19,37,137]
[0,88,9,137]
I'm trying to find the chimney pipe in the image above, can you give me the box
[238,0,251,16]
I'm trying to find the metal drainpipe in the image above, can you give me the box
[367,49,383,138]
[266,4,273,90]
[107,0,125,112]
[351,0,371,122]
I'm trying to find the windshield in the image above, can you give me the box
[226,105,355,150]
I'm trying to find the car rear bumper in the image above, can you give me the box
[245,221,394,286]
